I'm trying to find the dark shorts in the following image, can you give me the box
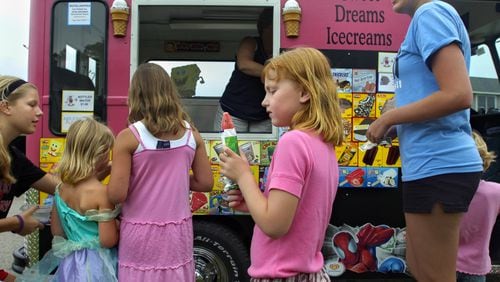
[402,172,482,213]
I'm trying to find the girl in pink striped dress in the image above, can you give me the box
[107,63,213,281]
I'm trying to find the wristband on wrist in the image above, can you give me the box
[12,214,24,234]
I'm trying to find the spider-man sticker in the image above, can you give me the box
[322,223,407,277]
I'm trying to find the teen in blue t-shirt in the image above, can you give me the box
[366,1,483,281]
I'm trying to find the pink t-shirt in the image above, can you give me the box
[457,180,500,275]
[248,130,339,278]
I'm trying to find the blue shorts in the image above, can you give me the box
[402,172,482,213]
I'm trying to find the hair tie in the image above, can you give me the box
[4,79,27,98]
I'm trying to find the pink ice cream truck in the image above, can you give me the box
[20,0,500,280]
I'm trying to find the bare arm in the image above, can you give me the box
[366,43,473,142]
[98,186,119,248]
[107,128,136,204]
[31,173,60,195]
[219,148,298,239]
[0,216,21,233]
[0,206,44,235]
[236,37,265,77]
[190,129,213,192]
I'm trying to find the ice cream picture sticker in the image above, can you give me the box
[110,0,130,37]
[282,0,302,37]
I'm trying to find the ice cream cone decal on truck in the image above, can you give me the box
[110,0,129,37]
[282,0,301,38]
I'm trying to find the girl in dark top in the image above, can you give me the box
[0,75,59,233]
[0,76,60,281]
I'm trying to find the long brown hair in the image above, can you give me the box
[128,63,190,135]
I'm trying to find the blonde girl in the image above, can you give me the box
[43,118,119,281]
[0,76,59,234]
[220,47,343,281]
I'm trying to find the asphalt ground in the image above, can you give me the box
[0,196,25,274]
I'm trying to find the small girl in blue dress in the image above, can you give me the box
[20,118,119,281]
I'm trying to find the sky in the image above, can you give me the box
[0,0,497,81]
[0,0,30,80]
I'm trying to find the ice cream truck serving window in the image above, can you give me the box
[132,2,281,139]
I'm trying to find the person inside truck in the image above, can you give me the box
[366,1,483,282]
[456,131,500,282]
[214,7,273,133]
[219,47,343,281]
[0,76,60,281]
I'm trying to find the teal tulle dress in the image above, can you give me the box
[18,186,120,282]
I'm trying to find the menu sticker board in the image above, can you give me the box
[352,69,376,93]
[238,141,260,165]
[40,138,66,163]
[353,94,376,118]
[376,93,395,118]
[378,73,396,93]
[339,167,366,188]
[366,167,398,188]
[342,118,352,142]
[190,192,210,215]
[61,112,94,133]
[210,140,223,164]
[62,90,94,111]
[378,52,397,73]
[332,68,353,93]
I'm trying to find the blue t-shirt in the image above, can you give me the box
[395,0,482,181]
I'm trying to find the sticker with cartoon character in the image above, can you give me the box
[322,223,407,277]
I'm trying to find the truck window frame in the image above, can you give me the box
[49,0,108,135]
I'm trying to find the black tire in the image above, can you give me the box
[194,221,250,282]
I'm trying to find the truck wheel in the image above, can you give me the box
[194,221,250,282]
